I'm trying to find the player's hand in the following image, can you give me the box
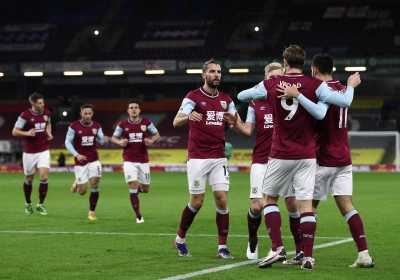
[223,111,239,125]
[248,100,255,105]
[188,111,203,122]
[347,72,361,88]
[47,133,53,141]
[229,124,237,132]
[76,154,87,162]
[103,135,109,144]
[26,128,36,137]
[144,138,152,145]
[120,139,128,146]
[277,82,300,99]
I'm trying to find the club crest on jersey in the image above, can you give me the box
[201,102,206,106]
[252,187,258,194]
[260,106,265,111]
[194,180,200,187]
[220,101,227,109]
[141,125,146,131]
[43,116,48,121]
[92,129,97,135]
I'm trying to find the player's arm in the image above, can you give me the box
[224,108,255,138]
[237,81,267,102]
[317,72,360,107]
[96,128,109,146]
[12,117,35,137]
[145,124,160,145]
[46,121,53,140]
[173,98,198,128]
[235,122,255,139]
[236,106,256,138]
[65,127,79,157]
[111,125,128,147]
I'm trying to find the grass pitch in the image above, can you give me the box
[0,171,399,279]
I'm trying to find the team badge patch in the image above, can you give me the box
[220,101,227,109]
[141,125,146,131]
[78,178,81,182]
[194,180,200,187]
[252,187,258,194]
[43,116,48,121]
[127,175,131,180]
[92,129,97,135]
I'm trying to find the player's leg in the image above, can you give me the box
[246,163,266,259]
[136,164,150,193]
[124,162,142,222]
[174,159,207,257]
[74,164,90,195]
[22,152,37,214]
[259,158,294,268]
[331,165,374,268]
[87,161,101,220]
[210,158,233,259]
[35,150,51,215]
[293,158,317,270]
[135,163,150,222]
[282,193,302,265]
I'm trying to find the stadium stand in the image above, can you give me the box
[0,0,399,160]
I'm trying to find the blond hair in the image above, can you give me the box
[264,62,284,78]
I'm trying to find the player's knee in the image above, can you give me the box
[25,175,34,182]
[79,190,87,195]
[39,175,48,181]
[141,185,150,193]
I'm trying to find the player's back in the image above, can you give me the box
[264,73,323,159]
[316,79,352,167]
[251,100,273,164]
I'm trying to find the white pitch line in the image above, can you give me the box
[0,230,345,240]
[160,238,353,280]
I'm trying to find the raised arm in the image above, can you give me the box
[277,84,328,120]
[237,81,267,102]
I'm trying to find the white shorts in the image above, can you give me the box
[187,158,230,194]
[314,165,353,200]
[123,162,150,184]
[251,163,295,199]
[74,160,102,184]
[250,163,268,199]
[263,158,316,200]
[23,150,50,175]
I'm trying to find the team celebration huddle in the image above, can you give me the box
[13,45,373,271]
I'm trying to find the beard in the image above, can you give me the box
[205,78,220,89]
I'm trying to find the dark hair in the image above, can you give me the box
[128,99,140,108]
[312,53,334,75]
[29,92,44,104]
[80,103,94,111]
[202,58,220,73]
[282,45,306,70]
